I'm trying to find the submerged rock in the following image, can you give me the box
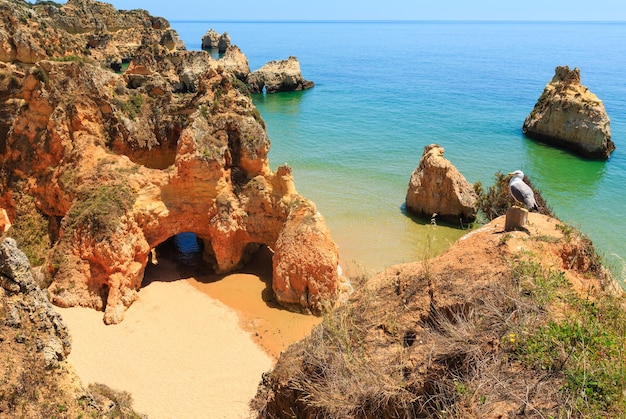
[405,144,478,224]
[523,66,615,159]
[247,56,314,94]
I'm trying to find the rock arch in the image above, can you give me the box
[1,58,339,325]
[0,1,341,325]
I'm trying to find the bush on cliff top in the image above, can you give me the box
[474,170,553,220]
[66,183,136,240]
[254,227,625,418]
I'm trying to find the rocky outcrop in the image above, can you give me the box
[0,239,143,416]
[405,144,478,224]
[0,0,184,68]
[0,238,71,368]
[254,214,619,417]
[0,1,340,324]
[220,45,251,81]
[272,190,340,313]
[523,66,615,159]
[201,28,231,53]
[248,56,314,94]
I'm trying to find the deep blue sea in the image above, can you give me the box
[172,21,626,280]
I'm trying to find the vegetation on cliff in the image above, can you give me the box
[0,238,145,418]
[474,170,554,221]
[254,193,624,418]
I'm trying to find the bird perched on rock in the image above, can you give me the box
[508,170,539,211]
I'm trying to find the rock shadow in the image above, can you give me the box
[141,234,280,310]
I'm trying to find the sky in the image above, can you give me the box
[49,0,626,21]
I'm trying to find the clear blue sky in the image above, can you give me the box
[51,1,626,21]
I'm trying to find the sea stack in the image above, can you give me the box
[523,66,615,159]
[201,28,231,53]
[247,56,315,93]
[405,144,478,224]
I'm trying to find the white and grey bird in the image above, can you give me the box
[508,170,539,211]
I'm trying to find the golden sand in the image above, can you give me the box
[56,251,320,418]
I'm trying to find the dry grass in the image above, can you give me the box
[254,222,626,418]
[290,306,419,418]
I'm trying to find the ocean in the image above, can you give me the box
[171,21,626,279]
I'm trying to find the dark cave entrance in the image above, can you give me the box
[141,232,212,287]
[163,232,206,268]
[141,233,274,297]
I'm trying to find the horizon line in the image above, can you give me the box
[170,18,626,24]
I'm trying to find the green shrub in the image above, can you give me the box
[51,55,86,63]
[231,76,250,97]
[4,194,50,266]
[114,93,144,120]
[31,66,48,83]
[66,184,136,240]
[511,260,626,416]
[87,383,144,418]
[474,170,553,220]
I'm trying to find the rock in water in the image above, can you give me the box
[523,66,615,159]
[405,144,478,224]
[247,56,315,93]
[201,29,230,53]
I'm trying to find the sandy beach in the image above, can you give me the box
[56,250,321,418]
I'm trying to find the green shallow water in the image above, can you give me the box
[173,21,626,279]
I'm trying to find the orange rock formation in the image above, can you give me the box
[405,144,478,224]
[0,0,339,324]
[523,66,615,159]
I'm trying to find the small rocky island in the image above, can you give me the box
[523,66,615,159]
[201,28,231,52]
[247,56,315,94]
[405,144,478,224]
[200,28,314,94]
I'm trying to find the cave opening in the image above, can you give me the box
[141,233,274,296]
[141,232,212,287]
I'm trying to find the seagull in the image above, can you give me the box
[508,170,539,212]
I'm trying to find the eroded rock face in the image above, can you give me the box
[0,0,184,68]
[523,66,615,159]
[273,192,340,315]
[0,238,71,368]
[0,1,339,324]
[405,144,478,224]
[248,56,314,94]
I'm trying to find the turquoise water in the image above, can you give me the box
[172,21,626,277]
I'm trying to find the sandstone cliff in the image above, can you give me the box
[0,0,181,67]
[405,144,478,224]
[248,56,314,94]
[254,214,624,418]
[0,237,145,417]
[1,238,70,368]
[0,0,340,324]
[523,66,615,159]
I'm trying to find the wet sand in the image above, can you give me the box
[56,249,320,418]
